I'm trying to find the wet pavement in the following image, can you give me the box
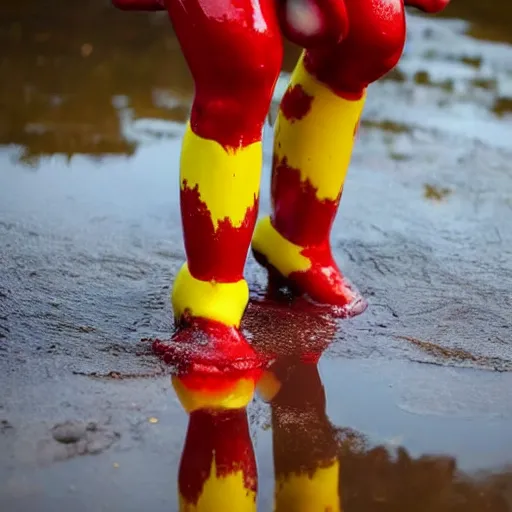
[1,1,512,510]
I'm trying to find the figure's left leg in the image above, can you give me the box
[177,406,257,511]
[153,0,283,373]
[252,0,406,316]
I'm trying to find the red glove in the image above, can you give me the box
[276,0,348,48]
[405,0,450,13]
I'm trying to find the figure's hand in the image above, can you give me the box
[112,0,165,10]
[277,0,348,48]
[405,0,450,14]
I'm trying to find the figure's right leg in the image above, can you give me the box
[252,0,406,317]
[153,0,283,374]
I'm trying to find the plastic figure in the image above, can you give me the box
[114,0,451,373]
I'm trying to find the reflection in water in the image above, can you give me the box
[177,407,257,511]
[172,369,260,511]
[171,298,511,511]
[259,350,342,509]
[251,297,342,511]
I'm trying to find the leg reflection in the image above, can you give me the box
[173,371,260,512]
[250,299,341,511]
[266,359,341,511]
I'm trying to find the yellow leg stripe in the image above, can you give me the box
[181,123,262,230]
[172,263,249,327]
[179,459,257,512]
[275,53,366,201]
[172,376,256,414]
[252,216,310,276]
[275,459,341,512]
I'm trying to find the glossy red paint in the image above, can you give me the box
[276,0,348,48]
[181,183,258,283]
[271,156,339,247]
[279,84,314,122]
[304,0,406,98]
[253,241,365,314]
[405,0,451,13]
[179,408,257,505]
[153,318,265,375]
[288,243,366,312]
[167,0,282,150]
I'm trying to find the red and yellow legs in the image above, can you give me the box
[253,0,407,316]
[156,128,265,370]
[173,371,261,512]
[111,0,452,363]
[150,0,283,370]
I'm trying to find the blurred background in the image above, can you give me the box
[0,0,511,164]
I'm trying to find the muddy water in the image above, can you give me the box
[1,1,512,510]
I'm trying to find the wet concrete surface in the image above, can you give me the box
[1,1,512,510]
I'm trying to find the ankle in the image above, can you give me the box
[172,263,249,328]
[252,216,311,276]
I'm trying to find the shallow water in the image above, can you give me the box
[1,1,512,510]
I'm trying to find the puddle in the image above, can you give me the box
[1,0,511,510]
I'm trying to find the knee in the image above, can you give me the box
[355,1,406,77]
[305,0,406,95]
[167,0,283,147]
[188,28,282,148]
[192,35,283,147]
[193,27,282,106]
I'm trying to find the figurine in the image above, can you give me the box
[114,0,451,373]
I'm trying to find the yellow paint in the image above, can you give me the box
[181,123,262,230]
[172,376,256,413]
[172,263,249,328]
[275,459,341,512]
[256,369,282,402]
[251,216,310,277]
[274,53,366,201]
[179,457,257,512]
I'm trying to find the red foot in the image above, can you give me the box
[253,244,367,318]
[152,318,265,377]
